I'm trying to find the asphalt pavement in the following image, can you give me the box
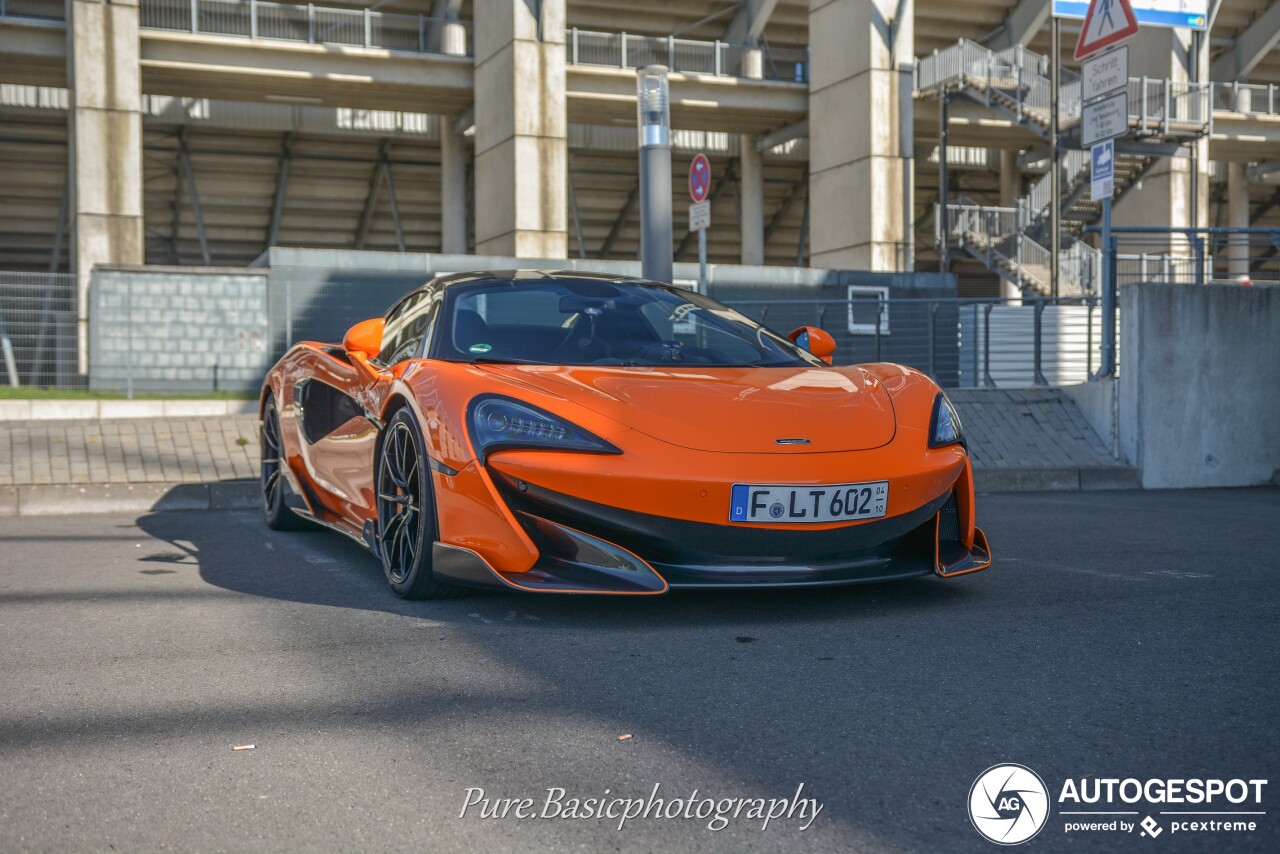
[0,489,1277,853]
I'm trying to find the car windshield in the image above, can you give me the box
[431,278,823,368]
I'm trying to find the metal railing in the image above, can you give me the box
[1212,81,1280,117]
[1126,77,1214,135]
[914,39,1078,124]
[1025,149,1089,220]
[568,28,808,83]
[939,199,1098,296]
[914,39,1212,139]
[1084,227,1278,286]
[137,0,472,56]
[726,295,1111,389]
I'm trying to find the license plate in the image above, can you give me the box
[729,481,889,523]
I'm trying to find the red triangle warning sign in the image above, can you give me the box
[1075,0,1139,60]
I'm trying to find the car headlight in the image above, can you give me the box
[468,395,620,463]
[929,392,965,449]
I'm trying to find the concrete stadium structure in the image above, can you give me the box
[0,0,1277,298]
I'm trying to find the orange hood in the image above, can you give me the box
[477,365,897,453]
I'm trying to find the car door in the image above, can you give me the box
[300,292,435,525]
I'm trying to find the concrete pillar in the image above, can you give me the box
[742,44,764,80]
[1111,28,1209,254]
[67,0,144,370]
[807,0,912,271]
[441,17,467,56]
[1227,161,1250,279]
[440,23,469,256]
[739,135,765,265]
[440,118,468,254]
[473,0,567,258]
[999,149,1022,299]
[1000,149,1021,208]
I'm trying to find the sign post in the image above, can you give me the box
[688,153,711,292]
[1073,0,1138,378]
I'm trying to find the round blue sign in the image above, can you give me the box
[689,153,711,202]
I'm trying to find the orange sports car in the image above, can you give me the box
[259,271,990,598]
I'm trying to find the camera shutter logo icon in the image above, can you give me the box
[969,764,1050,845]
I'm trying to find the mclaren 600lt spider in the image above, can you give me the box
[259,271,990,598]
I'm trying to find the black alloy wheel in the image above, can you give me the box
[375,408,465,599]
[261,398,309,530]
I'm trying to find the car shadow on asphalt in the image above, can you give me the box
[133,508,979,631]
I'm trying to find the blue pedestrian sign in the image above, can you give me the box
[1091,139,1114,202]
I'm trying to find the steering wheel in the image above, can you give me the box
[550,317,611,363]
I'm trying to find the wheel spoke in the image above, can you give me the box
[380,510,404,547]
[402,508,419,563]
[387,428,409,490]
[394,512,414,567]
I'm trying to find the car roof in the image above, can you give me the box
[424,269,658,292]
[384,270,679,320]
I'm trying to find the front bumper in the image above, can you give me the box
[431,473,991,594]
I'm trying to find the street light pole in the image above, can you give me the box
[1050,14,1061,299]
[637,65,673,283]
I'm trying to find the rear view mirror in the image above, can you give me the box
[344,318,385,360]
[788,326,836,365]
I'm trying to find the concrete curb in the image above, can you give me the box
[0,399,259,422]
[0,480,260,517]
[974,466,1141,493]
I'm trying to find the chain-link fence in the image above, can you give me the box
[1,269,1115,395]
[0,272,79,390]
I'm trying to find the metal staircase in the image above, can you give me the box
[915,40,1212,296]
[916,41,1077,134]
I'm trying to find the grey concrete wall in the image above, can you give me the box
[1120,283,1280,488]
[89,266,269,393]
[1061,377,1123,464]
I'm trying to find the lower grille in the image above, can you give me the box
[938,491,961,546]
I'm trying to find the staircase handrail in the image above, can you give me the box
[1026,148,1089,220]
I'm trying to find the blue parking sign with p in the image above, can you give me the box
[1091,139,1114,202]
[1092,139,1114,182]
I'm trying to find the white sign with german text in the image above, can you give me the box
[689,201,711,232]
[1083,46,1129,101]
[1082,90,1129,146]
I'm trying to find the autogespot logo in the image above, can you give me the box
[969,764,1051,845]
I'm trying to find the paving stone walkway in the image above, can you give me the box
[0,388,1134,499]
[948,388,1125,471]
[0,417,259,486]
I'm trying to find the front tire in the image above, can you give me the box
[376,408,466,600]
[261,397,310,531]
